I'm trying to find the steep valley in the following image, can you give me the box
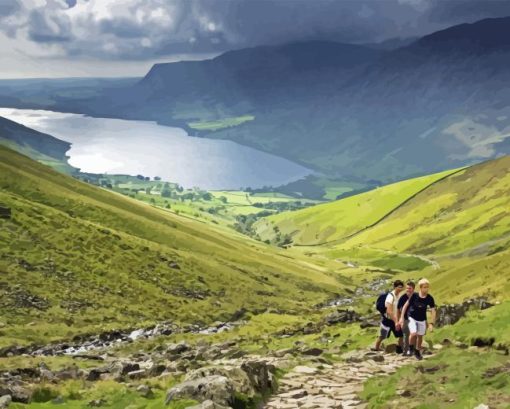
[0,147,509,408]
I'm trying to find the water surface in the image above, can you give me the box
[0,108,311,189]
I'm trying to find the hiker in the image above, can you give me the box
[399,278,436,360]
[397,280,415,354]
[373,280,404,353]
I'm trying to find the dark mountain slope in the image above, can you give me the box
[208,16,510,181]
[0,116,69,160]
[0,116,75,172]
[108,41,383,122]
[413,16,510,53]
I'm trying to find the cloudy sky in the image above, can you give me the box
[1,0,510,78]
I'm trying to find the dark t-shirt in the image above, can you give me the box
[398,293,410,319]
[408,293,435,322]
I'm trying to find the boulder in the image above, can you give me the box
[55,366,81,381]
[167,360,275,407]
[166,341,190,356]
[126,369,147,380]
[454,341,469,349]
[302,322,321,334]
[39,368,55,381]
[165,375,234,406]
[325,309,360,325]
[473,337,495,348]
[437,297,494,327]
[0,206,11,219]
[0,395,11,409]
[359,319,379,329]
[88,398,107,407]
[136,385,154,398]
[384,344,397,354]
[301,347,324,356]
[7,386,31,404]
[86,367,110,381]
[240,360,275,394]
[273,348,295,358]
[120,362,140,375]
[148,363,167,377]
[185,360,274,398]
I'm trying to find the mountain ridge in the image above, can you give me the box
[1,17,510,185]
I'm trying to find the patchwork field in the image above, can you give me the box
[187,115,255,131]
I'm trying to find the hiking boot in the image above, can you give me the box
[414,349,423,360]
[404,346,414,357]
[396,346,403,354]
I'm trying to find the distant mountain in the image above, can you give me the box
[206,16,510,181]
[362,36,418,50]
[102,41,383,123]
[413,16,510,52]
[0,77,138,118]
[1,18,510,184]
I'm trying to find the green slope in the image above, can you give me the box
[257,156,510,302]
[338,156,510,302]
[254,168,460,246]
[342,156,510,255]
[0,146,340,347]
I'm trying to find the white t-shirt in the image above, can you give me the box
[385,290,400,319]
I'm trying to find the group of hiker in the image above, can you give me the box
[373,279,436,360]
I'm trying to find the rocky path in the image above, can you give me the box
[265,351,414,409]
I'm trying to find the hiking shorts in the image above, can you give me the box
[409,317,427,336]
[380,318,403,339]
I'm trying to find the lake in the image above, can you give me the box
[0,108,311,190]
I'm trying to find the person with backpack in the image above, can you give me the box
[399,278,436,360]
[372,280,404,353]
[397,280,415,354]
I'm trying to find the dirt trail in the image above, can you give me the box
[265,350,425,409]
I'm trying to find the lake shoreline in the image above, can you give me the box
[0,107,313,190]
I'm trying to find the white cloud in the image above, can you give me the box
[0,0,231,60]
[0,31,216,78]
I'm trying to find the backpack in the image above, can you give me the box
[376,292,393,316]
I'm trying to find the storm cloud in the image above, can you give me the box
[1,0,510,76]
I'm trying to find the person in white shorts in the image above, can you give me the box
[399,278,436,360]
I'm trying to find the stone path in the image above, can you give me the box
[265,351,418,409]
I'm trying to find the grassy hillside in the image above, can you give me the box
[254,168,460,245]
[0,146,341,347]
[257,156,510,302]
[338,156,510,302]
[342,156,510,254]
